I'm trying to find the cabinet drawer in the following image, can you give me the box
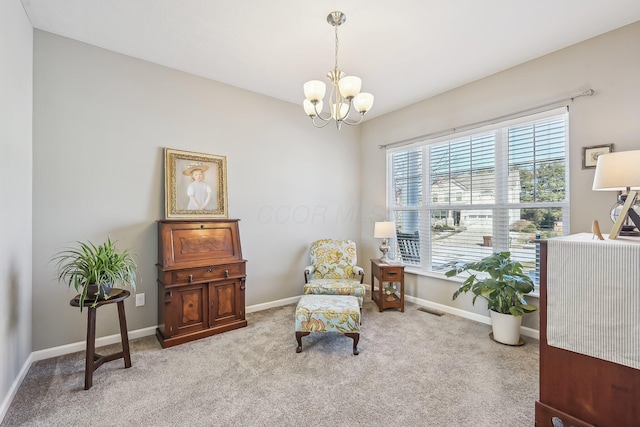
[172,263,245,283]
[381,267,403,281]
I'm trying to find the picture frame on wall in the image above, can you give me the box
[164,148,228,219]
[582,144,613,169]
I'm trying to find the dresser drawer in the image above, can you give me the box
[381,267,403,281]
[172,263,245,283]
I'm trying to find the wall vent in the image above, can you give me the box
[417,307,444,316]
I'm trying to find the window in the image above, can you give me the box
[387,108,569,281]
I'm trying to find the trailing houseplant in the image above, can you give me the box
[445,251,536,344]
[51,237,138,310]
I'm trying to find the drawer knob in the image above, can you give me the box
[387,272,398,277]
[188,274,193,282]
[207,268,212,273]
[224,269,230,278]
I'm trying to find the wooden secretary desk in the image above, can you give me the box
[156,219,247,348]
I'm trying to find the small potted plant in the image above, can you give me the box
[384,283,397,301]
[51,236,138,311]
[445,251,536,345]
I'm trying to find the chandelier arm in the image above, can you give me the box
[313,109,332,123]
[342,99,353,119]
[311,101,332,122]
[310,117,331,128]
[341,112,367,126]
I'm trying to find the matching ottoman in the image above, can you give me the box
[295,294,360,355]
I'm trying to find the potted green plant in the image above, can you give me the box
[51,237,138,310]
[445,251,536,345]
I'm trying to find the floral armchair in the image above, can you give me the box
[303,239,366,307]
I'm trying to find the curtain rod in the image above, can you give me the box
[379,89,595,149]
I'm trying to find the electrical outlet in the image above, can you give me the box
[135,293,145,307]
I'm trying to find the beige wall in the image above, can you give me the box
[4,9,640,395]
[31,31,361,351]
[0,0,33,413]
[360,21,640,330]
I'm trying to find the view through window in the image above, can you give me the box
[387,108,569,282]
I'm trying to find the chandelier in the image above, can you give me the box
[302,11,374,130]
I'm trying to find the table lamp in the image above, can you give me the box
[592,150,640,239]
[374,221,396,262]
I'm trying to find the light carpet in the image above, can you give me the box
[2,300,539,426]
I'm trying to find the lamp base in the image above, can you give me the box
[619,225,640,236]
[378,239,390,262]
[609,190,640,240]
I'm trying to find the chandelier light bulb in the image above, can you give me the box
[338,76,362,98]
[331,102,349,120]
[303,99,318,117]
[353,92,374,113]
[303,80,326,102]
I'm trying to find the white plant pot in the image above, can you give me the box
[490,310,522,345]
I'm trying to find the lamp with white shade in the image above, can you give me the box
[592,150,640,239]
[374,221,396,262]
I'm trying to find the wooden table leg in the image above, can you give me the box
[117,301,132,368]
[85,307,97,390]
[295,331,310,353]
[344,332,360,355]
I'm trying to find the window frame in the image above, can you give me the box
[386,107,570,282]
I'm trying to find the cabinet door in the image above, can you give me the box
[165,283,209,338]
[209,279,245,326]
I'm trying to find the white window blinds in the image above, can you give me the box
[386,108,569,280]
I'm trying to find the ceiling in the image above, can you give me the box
[20,0,640,120]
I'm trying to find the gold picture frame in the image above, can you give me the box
[582,144,613,169]
[164,148,228,219]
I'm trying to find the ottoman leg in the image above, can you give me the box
[295,331,310,353]
[344,333,360,355]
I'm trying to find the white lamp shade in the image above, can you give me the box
[303,99,322,117]
[331,102,349,120]
[353,92,374,113]
[592,150,640,191]
[338,76,362,98]
[303,80,326,102]
[374,221,396,238]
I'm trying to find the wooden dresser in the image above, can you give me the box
[536,236,640,426]
[156,219,247,348]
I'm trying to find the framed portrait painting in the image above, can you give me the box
[164,148,228,219]
[582,144,613,169]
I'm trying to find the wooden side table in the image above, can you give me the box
[370,258,405,312]
[70,288,132,390]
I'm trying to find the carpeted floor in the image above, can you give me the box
[2,300,539,426]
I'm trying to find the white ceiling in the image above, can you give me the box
[20,0,640,119]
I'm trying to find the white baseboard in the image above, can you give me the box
[0,352,33,424]
[1,325,159,422]
[245,296,301,313]
[404,295,540,340]
[1,292,537,423]
[30,326,158,362]
[30,297,300,363]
